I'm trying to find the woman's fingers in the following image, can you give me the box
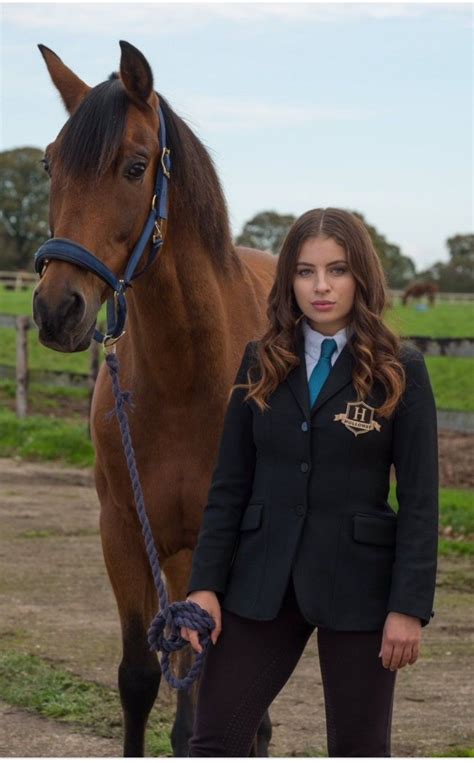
[408,643,420,664]
[210,607,222,644]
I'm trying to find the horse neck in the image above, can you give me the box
[124,231,232,398]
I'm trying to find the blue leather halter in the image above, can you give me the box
[34,104,171,345]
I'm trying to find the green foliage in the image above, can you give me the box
[438,539,473,557]
[438,488,474,534]
[418,233,474,293]
[0,650,172,754]
[388,485,474,557]
[434,749,474,757]
[0,326,92,374]
[0,410,94,465]
[352,211,416,288]
[0,284,36,314]
[0,147,50,271]
[235,210,296,254]
[387,302,474,337]
[425,357,474,412]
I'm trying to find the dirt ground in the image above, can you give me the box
[0,434,473,757]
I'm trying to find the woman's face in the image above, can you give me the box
[292,236,356,335]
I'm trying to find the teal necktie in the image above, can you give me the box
[308,338,338,407]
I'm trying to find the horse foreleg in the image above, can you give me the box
[119,615,161,757]
[163,549,198,756]
[100,503,161,757]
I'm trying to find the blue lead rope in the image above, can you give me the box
[105,350,216,691]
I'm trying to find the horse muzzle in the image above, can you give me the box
[33,285,95,352]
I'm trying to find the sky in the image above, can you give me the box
[1,1,472,269]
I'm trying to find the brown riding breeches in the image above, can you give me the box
[189,578,396,757]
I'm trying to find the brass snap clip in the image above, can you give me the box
[103,331,126,355]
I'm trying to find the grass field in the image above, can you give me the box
[2,289,473,411]
[2,286,473,333]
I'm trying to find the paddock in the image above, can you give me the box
[0,440,472,757]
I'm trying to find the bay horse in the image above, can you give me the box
[33,41,276,756]
[402,281,438,306]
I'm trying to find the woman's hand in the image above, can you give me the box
[379,612,422,670]
[180,590,222,653]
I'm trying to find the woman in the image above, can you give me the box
[182,208,438,757]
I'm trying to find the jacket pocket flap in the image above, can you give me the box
[353,513,397,547]
[240,503,263,531]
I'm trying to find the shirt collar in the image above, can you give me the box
[302,318,349,361]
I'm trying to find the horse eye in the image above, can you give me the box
[126,162,147,179]
[40,157,51,176]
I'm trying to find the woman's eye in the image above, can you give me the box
[126,162,147,179]
[331,267,347,275]
[297,269,312,277]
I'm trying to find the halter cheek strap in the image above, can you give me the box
[34,104,171,345]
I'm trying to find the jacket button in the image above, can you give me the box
[301,421,309,432]
[300,462,309,473]
[295,505,305,516]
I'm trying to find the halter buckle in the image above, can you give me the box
[153,220,163,244]
[103,330,126,355]
[161,147,171,179]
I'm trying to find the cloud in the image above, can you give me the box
[173,95,378,133]
[3,2,470,37]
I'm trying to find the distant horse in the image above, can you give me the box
[33,41,276,756]
[402,281,438,306]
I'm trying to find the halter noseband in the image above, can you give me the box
[34,104,171,346]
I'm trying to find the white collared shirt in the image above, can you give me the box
[302,319,349,381]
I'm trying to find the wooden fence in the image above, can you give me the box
[0,271,37,290]
[2,312,474,419]
[1,274,474,301]
[0,314,100,418]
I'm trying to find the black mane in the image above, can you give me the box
[57,78,234,267]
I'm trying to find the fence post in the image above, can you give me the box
[16,316,29,418]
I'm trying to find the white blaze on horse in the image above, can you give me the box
[33,41,276,756]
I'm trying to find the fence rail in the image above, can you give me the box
[1,313,474,423]
[1,314,100,417]
[1,275,474,300]
[0,271,37,289]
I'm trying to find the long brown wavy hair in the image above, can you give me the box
[239,208,406,419]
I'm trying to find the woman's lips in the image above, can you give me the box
[311,301,335,311]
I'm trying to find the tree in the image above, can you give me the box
[418,233,474,292]
[235,211,296,255]
[0,147,50,271]
[351,212,416,288]
[235,209,416,288]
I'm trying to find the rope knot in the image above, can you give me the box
[147,600,216,690]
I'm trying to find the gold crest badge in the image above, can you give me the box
[334,401,381,437]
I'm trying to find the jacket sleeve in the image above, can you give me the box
[388,345,439,627]
[187,342,258,595]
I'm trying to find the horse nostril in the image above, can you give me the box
[70,291,85,319]
[33,289,86,331]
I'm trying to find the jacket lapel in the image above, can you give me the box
[284,330,355,420]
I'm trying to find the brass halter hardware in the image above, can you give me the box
[161,147,171,179]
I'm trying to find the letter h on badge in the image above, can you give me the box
[334,401,382,437]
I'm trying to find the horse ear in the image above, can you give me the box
[119,41,154,106]
[38,44,90,114]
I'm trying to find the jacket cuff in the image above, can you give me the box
[387,603,435,628]
[186,569,228,597]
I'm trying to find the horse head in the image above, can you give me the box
[33,41,163,352]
